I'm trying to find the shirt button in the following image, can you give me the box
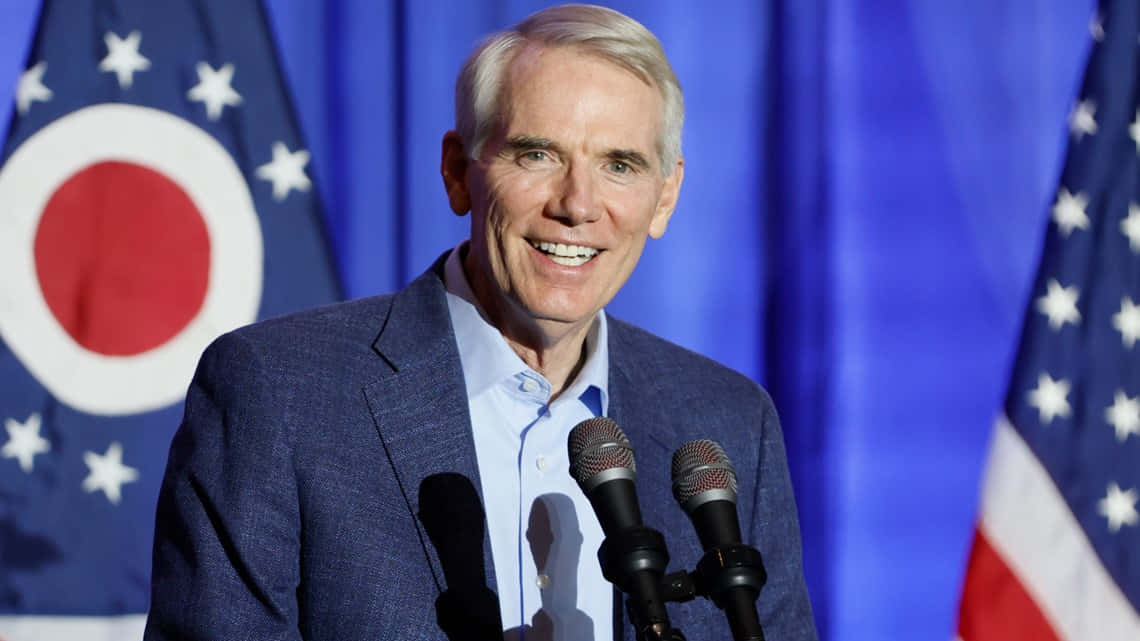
[536,573,551,590]
[536,455,548,471]
[521,377,539,393]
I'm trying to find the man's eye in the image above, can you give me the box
[522,150,547,162]
[609,161,630,174]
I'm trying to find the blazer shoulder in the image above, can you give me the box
[606,314,772,408]
[194,294,397,389]
[229,294,396,346]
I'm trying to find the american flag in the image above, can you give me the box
[957,1,1140,639]
[0,1,340,638]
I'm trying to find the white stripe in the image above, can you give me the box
[979,415,1140,641]
[0,615,146,640]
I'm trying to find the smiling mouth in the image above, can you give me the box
[528,240,600,266]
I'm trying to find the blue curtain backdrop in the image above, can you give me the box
[0,1,1097,639]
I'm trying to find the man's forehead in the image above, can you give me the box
[495,43,664,156]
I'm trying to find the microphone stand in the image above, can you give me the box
[658,544,767,641]
[598,526,687,641]
[623,598,688,641]
[600,530,766,641]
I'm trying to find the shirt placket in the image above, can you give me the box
[508,370,553,629]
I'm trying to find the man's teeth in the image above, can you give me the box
[530,241,599,266]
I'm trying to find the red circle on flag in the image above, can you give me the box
[33,161,210,356]
[0,103,262,415]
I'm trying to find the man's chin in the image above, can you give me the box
[513,299,603,330]
[524,309,596,326]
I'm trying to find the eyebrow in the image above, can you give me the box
[501,135,560,154]
[605,149,651,171]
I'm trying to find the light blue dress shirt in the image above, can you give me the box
[443,246,612,641]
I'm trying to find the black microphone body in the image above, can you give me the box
[585,477,643,535]
[672,440,766,641]
[689,500,743,550]
[568,418,678,641]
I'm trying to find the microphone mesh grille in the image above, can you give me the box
[671,439,738,505]
[567,417,635,485]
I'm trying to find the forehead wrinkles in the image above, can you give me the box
[497,44,663,156]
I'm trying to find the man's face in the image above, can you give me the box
[443,45,683,338]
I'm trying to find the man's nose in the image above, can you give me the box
[549,163,601,225]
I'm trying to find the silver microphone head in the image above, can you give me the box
[567,417,636,492]
[671,439,738,512]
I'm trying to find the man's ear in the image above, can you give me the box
[441,131,471,215]
[648,158,684,239]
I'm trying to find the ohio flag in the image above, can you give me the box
[957,0,1140,639]
[0,1,341,638]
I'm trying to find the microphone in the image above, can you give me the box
[672,440,766,641]
[568,417,675,641]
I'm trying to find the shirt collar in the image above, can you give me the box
[443,244,609,415]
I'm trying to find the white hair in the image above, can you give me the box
[455,4,684,174]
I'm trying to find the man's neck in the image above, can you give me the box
[500,321,591,400]
[460,251,595,399]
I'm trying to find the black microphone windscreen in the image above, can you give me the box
[671,439,738,511]
[567,417,636,490]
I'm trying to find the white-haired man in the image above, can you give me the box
[146,5,817,640]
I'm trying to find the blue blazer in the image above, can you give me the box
[145,263,817,641]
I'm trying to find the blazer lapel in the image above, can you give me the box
[606,317,678,469]
[362,266,496,594]
[606,318,683,641]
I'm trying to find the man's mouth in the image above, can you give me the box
[528,240,600,266]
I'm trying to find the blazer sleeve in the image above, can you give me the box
[740,386,818,641]
[144,331,303,641]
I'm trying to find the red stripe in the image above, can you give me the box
[958,528,1062,641]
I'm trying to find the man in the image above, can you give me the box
[145,5,817,641]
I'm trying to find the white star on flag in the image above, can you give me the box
[1114,296,1140,349]
[1097,482,1139,533]
[187,61,242,120]
[256,141,312,201]
[1028,372,1072,424]
[1069,99,1098,139]
[1052,188,1090,237]
[1123,204,1140,253]
[1035,279,1081,330]
[1130,111,1140,153]
[82,442,140,505]
[1105,390,1140,442]
[98,30,151,89]
[15,61,52,115]
[2,413,50,473]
